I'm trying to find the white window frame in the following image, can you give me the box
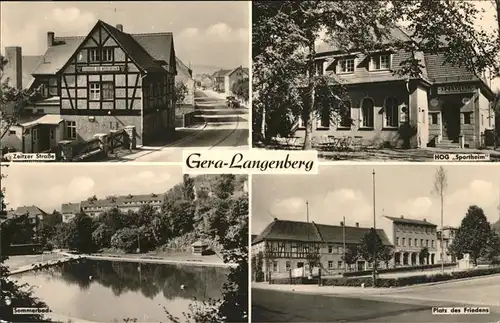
[328,261,333,269]
[66,121,77,140]
[360,97,375,128]
[89,82,101,100]
[101,48,113,62]
[371,54,392,71]
[89,48,100,63]
[429,112,440,125]
[338,58,355,74]
[383,97,399,128]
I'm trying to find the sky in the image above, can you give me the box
[0,1,249,69]
[252,165,500,235]
[2,164,183,212]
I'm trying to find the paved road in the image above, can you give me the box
[119,90,248,162]
[252,275,500,322]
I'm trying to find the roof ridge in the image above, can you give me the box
[132,32,173,36]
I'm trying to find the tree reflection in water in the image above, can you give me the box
[35,260,228,301]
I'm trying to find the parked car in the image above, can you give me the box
[226,96,240,108]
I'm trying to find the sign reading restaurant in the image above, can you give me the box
[77,65,127,73]
[437,84,476,95]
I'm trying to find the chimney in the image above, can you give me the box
[355,222,359,228]
[116,24,123,32]
[47,31,55,48]
[423,218,427,222]
[400,215,404,219]
[340,221,344,226]
[4,47,22,89]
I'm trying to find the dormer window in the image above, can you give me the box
[371,54,391,70]
[338,58,355,74]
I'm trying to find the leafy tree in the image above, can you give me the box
[251,251,265,282]
[92,223,113,249]
[183,174,196,201]
[57,213,96,253]
[97,207,125,233]
[165,200,195,236]
[481,231,500,263]
[8,213,35,245]
[174,81,188,106]
[214,175,236,199]
[450,205,492,265]
[135,204,157,228]
[380,246,394,269]
[39,211,62,248]
[358,228,384,285]
[341,244,359,271]
[419,247,430,265]
[110,227,139,253]
[231,78,249,102]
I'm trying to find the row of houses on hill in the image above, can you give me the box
[206,66,249,96]
[1,19,196,155]
[252,215,458,281]
[61,193,165,222]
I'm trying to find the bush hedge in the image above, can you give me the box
[270,266,500,288]
[342,263,457,277]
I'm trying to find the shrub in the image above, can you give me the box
[342,263,456,277]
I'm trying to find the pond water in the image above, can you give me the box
[11,259,229,322]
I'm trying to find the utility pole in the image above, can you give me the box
[343,216,346,272]
[372,169,377,287]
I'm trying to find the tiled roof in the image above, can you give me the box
[226,66,248,77]
[385,216,437,227]
[61,203,81,214]
[31,20,176,76]
[14,205,47,218]
[213,69,232,78]
[174,56,192,83]
[424,53,479,83]
[252,219,392,246]
[80,193,165,209]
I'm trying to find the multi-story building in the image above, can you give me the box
[251,219,392,281]
[379,215,438,266]
[61,193,164,222]
[295,26,495,149]
[7,205,48,240]
[437,226,458,263]
[2,20,182,153]
[212,66,249,96]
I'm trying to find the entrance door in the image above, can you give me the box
[442,104,460,142]
[357,261,365,271]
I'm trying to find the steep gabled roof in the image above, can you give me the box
[174,56,193,83]
[213,69,232,78]
[252,219,392,246]
[385,216,437,227]
[61,203,81,214]
[14,205,48,218]
[31,20,175,76]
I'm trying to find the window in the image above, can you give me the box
[337,261,342,269]
[328,245,333,253]
[297,262,304,268]
[89,82,113,100]
[396,237,399,245]
[361,98,374,128]
[101,48,113,62]
[372,54,391,70]
[89,83,100,100]
[89,48,100,62]
[328,261,333,269]
[432,240,435,248]
[315,61,324,75]
[102,82,114,100]
[285,261,291,271]
[318,104,330,128]
[272,261,278,272]
[337,246,343,254]
[339,100,352,128]
[66,121,76,140]
[464,112,472,125]
[415,238,418,247]
[339,58,355,73]
[426,240,429,247]
[409,239,412,247]
[384,97,398,128]
[481,114,484,125]
[402,238,406,246]
[89,48,113,62]
[430,113,439,125]
[9,130,16,135]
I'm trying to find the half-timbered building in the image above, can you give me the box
[251,219,392,281]
[2,20,179,153]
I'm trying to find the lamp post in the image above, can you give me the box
[372,169,377,287]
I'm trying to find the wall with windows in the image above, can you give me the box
[60,115,142,144]
[294,81,410,148]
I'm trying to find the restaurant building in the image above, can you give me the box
[296,26,495,149]
[2,20,179,152]
[379,215,438,266]
[251,218,392,281]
